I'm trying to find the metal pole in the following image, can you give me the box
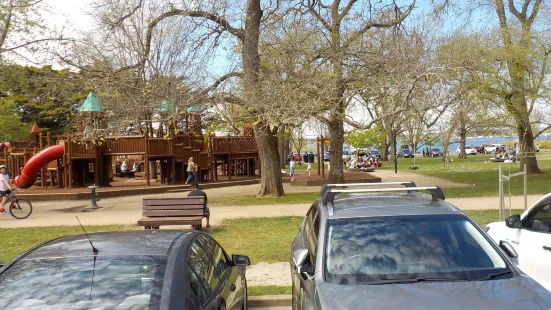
[524,163,528,211]
[393,132,398,174]
[498,164,503,221]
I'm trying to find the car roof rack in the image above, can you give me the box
[322,186,445,205]
[320,181,416,197]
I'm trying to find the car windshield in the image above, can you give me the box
[431,148,440,151]
[325,215,509,285]
[0,256,166,310]
[371,151,379,154]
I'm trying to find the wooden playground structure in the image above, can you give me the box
[0,94,260,189]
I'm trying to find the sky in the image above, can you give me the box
[44,0,93,33]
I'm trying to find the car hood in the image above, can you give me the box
[316,276,551,309]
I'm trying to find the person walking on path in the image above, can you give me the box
[185,157,195,185]
[192,162,199,189]
[306,161,312,176]
[289,158,296,177]
[187,189,210,228]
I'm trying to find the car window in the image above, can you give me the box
[523,203,551,233]
[188,240,214,303]
[198,235,230,286]
[0,256,166,310]
[325,215,509,285]
[305,204,320,265]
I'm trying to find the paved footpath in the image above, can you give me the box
[0,193,541,228]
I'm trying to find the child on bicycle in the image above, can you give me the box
[0,165,12,214]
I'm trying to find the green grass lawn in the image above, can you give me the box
[0,210,515,263]
[0,211,520,295]
[248,285,292,296]
[210,192,319,206]
[383,154,551,198]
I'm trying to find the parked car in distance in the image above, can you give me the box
[293,153,302,161]
[472,145,482,153]
[370,150,381,159]
[430,147,443,157]
[535,145,540,152]
[0,230,250,310]
[486,193,551,292]
[396,149,414,158]
[484,144,506,154]
[290,182,551,310]
[456,146,477,155]
[323,151,330,161]
[342,150,351,161]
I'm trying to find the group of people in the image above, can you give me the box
[185,157,200,189]
[120,160,140,172]
[348,153,381,170]
[288,153,313,177]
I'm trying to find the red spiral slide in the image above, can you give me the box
[13,144,64,189]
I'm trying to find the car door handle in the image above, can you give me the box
[230,284,236,292]
[543,245,551,252]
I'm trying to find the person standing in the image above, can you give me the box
[187,189,210,228]
[289,158,295,177]
[185,157,195,184]
[306,161,312,176]
[0,165,12,215]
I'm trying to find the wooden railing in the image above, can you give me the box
[174,134,205,150]
[68,141,97,158]
[103,136,146,155]
[148,138,173,156]
[210,137,258,154]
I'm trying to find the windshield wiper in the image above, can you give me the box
[476,270,513,281]
[369,278,469,285]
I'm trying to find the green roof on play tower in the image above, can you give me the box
[79,92,102,112]
[160,99,174,113]
[186,104,201,112]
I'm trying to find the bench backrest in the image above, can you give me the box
[142,197,205,217]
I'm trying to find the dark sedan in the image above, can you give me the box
[0,230,250,310]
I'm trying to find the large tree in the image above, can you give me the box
[81,0,286,196]
[301,0,415,183]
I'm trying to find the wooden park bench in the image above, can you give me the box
[137,197,207,230]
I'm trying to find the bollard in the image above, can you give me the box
[88,185,99,209]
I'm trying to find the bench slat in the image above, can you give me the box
[143,198,204,206]
[137,217,203,226]
[143,210,204,217]
[143,205,204,211]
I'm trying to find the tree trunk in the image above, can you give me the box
[390,132,397,165]
[242,0,284,196]
[327,118,345,183]
[382,141,389,161]
[278,128,286,169]
[254,123,284,196]
[518,117,542,174]
[458,126,467,159]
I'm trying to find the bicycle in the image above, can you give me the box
[3,189,33,219]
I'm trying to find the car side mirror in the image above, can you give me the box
[232,254,251,267]
[505,214,521,228]
[293,249,313,279]
[0,261,4,269]
[499,240,519,263]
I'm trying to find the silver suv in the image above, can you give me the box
[290,182,551,310]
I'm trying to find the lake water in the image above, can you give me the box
[416,134,551,151]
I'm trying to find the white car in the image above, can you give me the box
[456,146,477,155]
[486,193,551,291]
[484,144,506,154]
